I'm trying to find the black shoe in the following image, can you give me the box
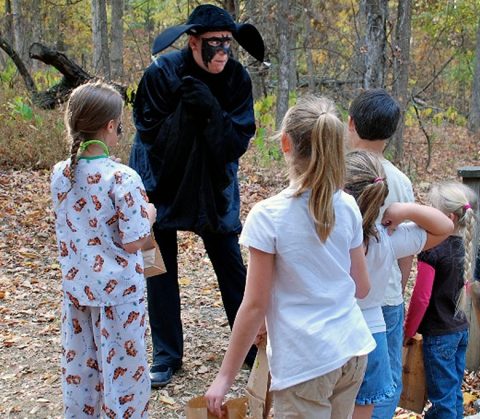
[150,366,175,388]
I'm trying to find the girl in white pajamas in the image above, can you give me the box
[51,82,156,418]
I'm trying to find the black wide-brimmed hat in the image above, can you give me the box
[151,4,265,62]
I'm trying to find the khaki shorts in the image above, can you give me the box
[272,355,367,419]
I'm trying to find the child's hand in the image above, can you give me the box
[205,376,231,418]
[254,322,267,347]
[109,155,122,163]
[146,203,157,226]
[381,202,407,235]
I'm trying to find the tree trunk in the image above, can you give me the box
[350,0,367,90]
[363,0,387,89]
[91,0,111,79]
[275,0,290,130]
[223,0,238,19]
[304,3,315,93]
[110,0,124,81]
[468,18,480,133]
[31,0,43,71]
[53,6,66,52]
[11,0,30,69]
[4,0,13,45]
[288,5,299,93]
[245,0,265,100]
[390,0,412,165]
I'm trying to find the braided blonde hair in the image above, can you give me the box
[429,181,478,316]
[281,96,345,242]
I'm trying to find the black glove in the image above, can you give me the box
[180,76,217,115]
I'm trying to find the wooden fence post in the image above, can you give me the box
[458,166,480,371]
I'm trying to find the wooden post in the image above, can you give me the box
[458,166,480,371]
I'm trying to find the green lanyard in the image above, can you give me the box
[79,140,109,157]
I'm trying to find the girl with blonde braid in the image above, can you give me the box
[51,81,156,418]
[404,181,478,419]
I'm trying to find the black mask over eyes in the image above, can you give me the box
[200,36,233,68]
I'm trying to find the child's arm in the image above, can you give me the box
[350,244,371,299]
[205,247,275,417]
[123,203,157,254]
[399,255,414,292]
[381,202,454,250]
[404,260,435,339]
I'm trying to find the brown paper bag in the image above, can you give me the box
[245,343,272,419]
[399,334,428,414]
[141,233,166,278]
[185,396,247,419]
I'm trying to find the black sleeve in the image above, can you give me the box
[202,68,256,164]
[133,62,182,155]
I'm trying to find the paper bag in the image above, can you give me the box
[399,334,428,414]
[185,396,247,419]
[245,343,272,419]
[141,233,166,278]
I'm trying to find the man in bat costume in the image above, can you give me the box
[129,4,265,387]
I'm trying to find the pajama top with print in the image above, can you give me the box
[51,157,151,307]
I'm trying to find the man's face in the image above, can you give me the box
[189,31,232,74]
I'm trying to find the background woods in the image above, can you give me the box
[1,0,480,170]
[1,0,480,167]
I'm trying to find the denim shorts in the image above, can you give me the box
[356,332,396,405]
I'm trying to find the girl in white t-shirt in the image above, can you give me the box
[206,96,376,418]
[51,82,156,418]
[343,151,454,419]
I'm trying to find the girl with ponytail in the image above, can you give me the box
[344,151,453,419]
[206,96,376,418]
[404,181,478,418]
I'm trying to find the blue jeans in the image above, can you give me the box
[372,303,404,419]
[356,332,395,405]
[423,329,468,419]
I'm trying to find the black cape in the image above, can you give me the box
[129,48,255,234]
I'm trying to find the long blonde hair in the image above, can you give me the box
[281,96,345,242]
[64,81,123,189]
[429,181,478,316]
[344,151,389,252]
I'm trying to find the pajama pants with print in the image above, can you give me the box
[61,298,150,418]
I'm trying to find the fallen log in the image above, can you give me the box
[29,43,129,109]
[0,37,130,109]
[28,42,92,109]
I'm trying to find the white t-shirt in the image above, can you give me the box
[379,158,415,306]
[358,223,427,333]
[240,187,376,391]
[51,157,151,307]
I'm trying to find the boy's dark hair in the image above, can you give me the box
[349,88,400,141]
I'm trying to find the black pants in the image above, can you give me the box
[147,225,256,371]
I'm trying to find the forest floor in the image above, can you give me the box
[0,125,480,418]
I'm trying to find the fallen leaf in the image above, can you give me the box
[159,395,176,405]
